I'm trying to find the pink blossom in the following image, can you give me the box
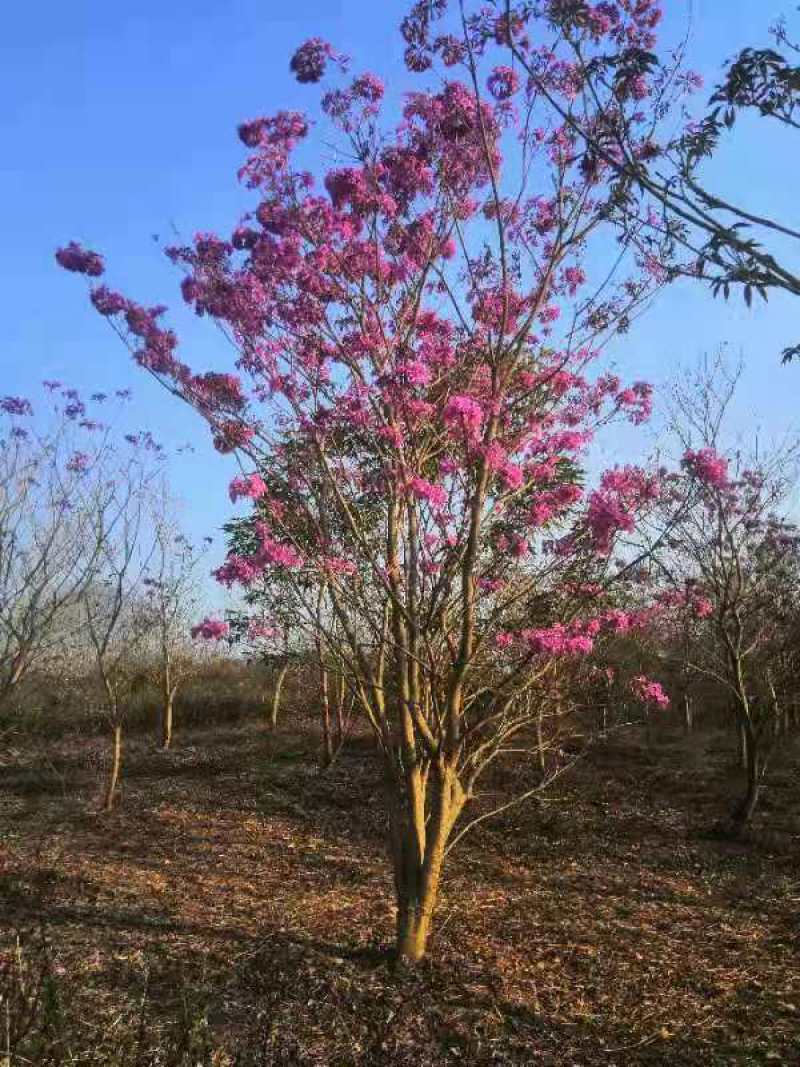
[500,463,524,491]
[258,534,304,569]
[0,396,33,417]
[379,425,404,448]
[443,395,484,436]
[692,596,713,619]
[410,476,447,508]
[323,556,358,577]
[191,617,230,641]
[55,242,105,277]
[631,675,669,709]
[521,625,594,657]
[682,447,729,490]
[487,66,520,100]
[90,287,127,316]
[352,72,385,103]
[248,620,281,642]
[229,473,268,502]
[562,266,586,295]
[290,38,337,83]
[214,555,261,587]
[66,451,91,474]
[587,467,660,553]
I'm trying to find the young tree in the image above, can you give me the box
[652,362,800,827]
[81,448,160,810]
[58,3,686,961]
[142,489,206,749]
[0,387,129,712]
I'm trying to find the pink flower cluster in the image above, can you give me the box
[656,587,714,619]
[586,466,660,553]
[191,617,230,641]
[1,396,33,417]
[247,620,281,642]
[66,451,91,474]
[55,242,105,277]
[519,625,594,657]
[290,38,340,83]
[630,675,670,709]
[487,66,519,100]
[409,476,447,508]
[443,395,484,441]
[682,447,729,490]
[229,473,268,502]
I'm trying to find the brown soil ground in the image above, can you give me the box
[1,711,798,1065]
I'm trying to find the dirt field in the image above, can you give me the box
[2,711,799,1065]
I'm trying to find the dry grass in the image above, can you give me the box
[1,702,798,1065]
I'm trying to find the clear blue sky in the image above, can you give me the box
[2,1,797,606]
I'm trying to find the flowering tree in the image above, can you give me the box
[647,381,799,829]
[56,2,692,961]
[665,454,798,827]
[81,446,162,810]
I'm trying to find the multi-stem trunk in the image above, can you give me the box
[388,758,466,965]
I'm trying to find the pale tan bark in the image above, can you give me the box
[389,761,466,965]
[104,723,122,811]
[269,661,289,730]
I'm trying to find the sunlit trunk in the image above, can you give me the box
[104,723,122,811]
[269,661,289,730]
[161,685,176,749]
[388,760,465,965]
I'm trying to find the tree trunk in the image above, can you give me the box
[104,723,122,811]
[597,703,607,735]
[161,687,175,749]
[732,721,761,827]
[738,719,748,770]
[536,705,546,773]
[388,762,465,965]
[269,661,289,730]
[683,693,693,735]
[334,671,346,751]
[321,667,334,768]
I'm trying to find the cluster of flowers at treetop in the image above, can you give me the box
[51,0,703,706]
[56,14,694,647]
[681,446,729,490]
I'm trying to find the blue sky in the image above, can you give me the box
[2,0,797,606]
